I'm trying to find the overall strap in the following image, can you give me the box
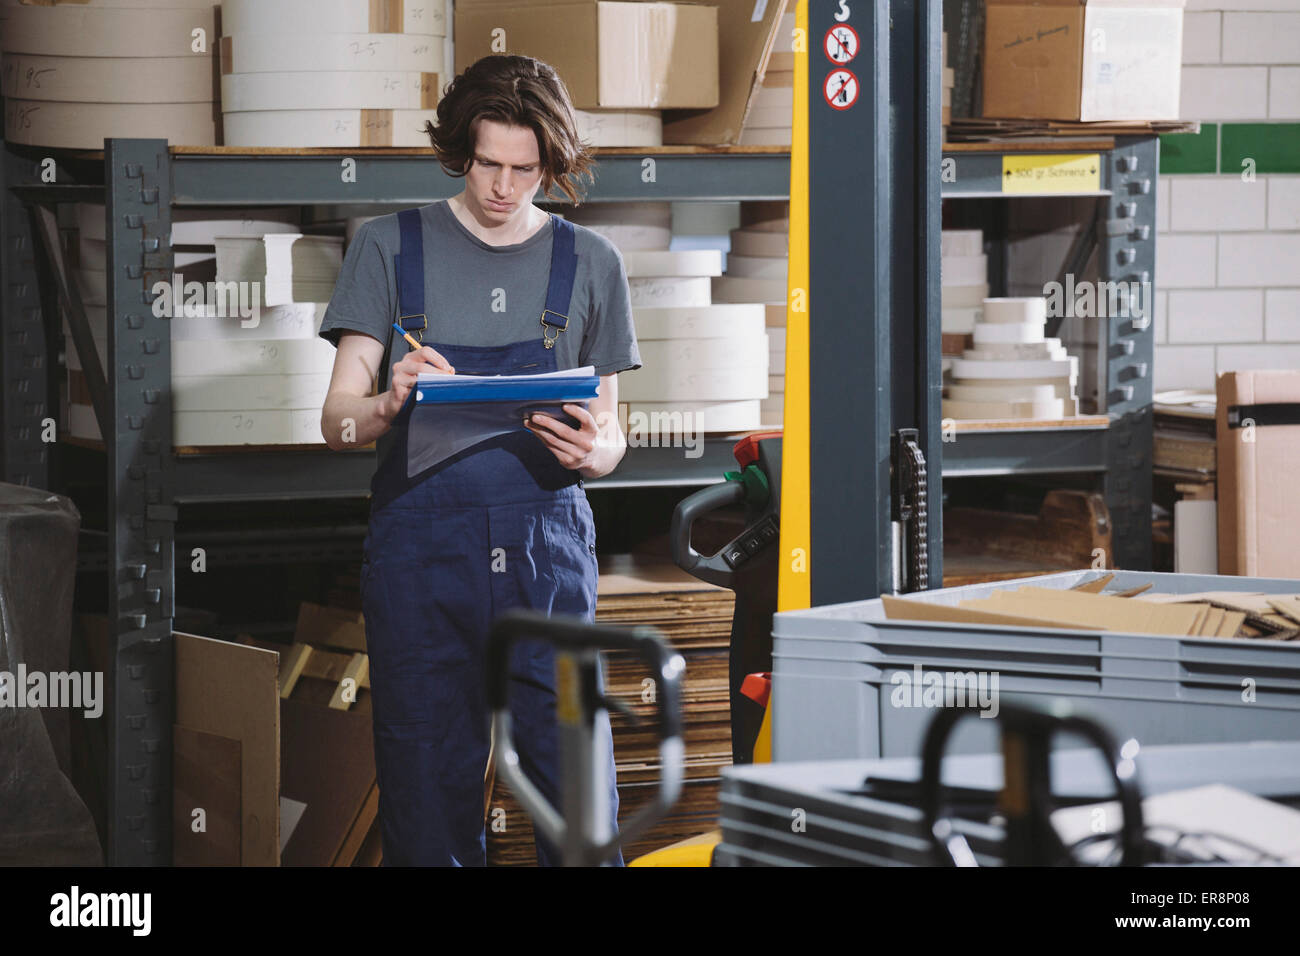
[540,215,578,350]
[395,207,426,340]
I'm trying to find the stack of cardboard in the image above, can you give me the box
[456,0,719,147]
[1217,370,1300,580]
[884,574,1300,641]
[487,554,737,865]
[940,228,986,372]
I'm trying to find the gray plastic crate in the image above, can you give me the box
[772,570,1300,761]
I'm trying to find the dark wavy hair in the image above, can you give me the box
[426,55,595,204]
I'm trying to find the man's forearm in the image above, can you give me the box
[579,418,628,480]
[322,391,394,450]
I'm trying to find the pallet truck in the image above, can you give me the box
[670,431,783,766]
[486,610,685,866]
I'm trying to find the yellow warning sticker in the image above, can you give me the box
[1001,154,1101,194]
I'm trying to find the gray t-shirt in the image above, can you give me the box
[319,200,642,464]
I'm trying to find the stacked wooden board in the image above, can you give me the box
[2,0,221,148]
[487,554,736,866]
[564,202,769,434]
[218,0,448,147]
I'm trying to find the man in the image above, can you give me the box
[319,55,641,866]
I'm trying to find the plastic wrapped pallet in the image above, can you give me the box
[0,484,103,865]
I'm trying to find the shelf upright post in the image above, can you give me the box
[1,137,51,489]
[1097,135,1157,571]
[104,138,176,866]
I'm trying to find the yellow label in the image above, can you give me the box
[1001,154,1100,194]
[555,654,580,726]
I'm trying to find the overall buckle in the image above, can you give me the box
[399,313,427,343]
[540,309,569,350]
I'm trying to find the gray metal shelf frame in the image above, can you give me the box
[0,0,1156,861]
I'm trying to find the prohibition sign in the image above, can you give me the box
[824,23,860,64]
[824,69,859,110]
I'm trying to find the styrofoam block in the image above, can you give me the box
[946,382,1070,402]
[169,302,327,341]
[619,364,769,402]
[973,321,1045,344]
[563,201,672,227]
[220,31,446,75]
[172,337,337,377]
[963,341,1065,360]
[573,108,662,147]
[75,203,299,243]
[222,0,446,37]
[4,98,217,149]
[725,254,788,279]
[942,397,1067,419]
[1174,499,1218,574]
[622,249,723,278]
[637,336,768,372]
[222,108,439,147]
[632,304,766,339]
[712,275,787,304]
[940,229,982,257]
[730,228,787,258]
[737,127,792,147]
[980,297,1047,325]
[950,356,1077,380]
[172,373,332,412]
[3,5,218,56]
[174,408,324,446]
[622,400,761,433]
[941,254,987,286]
[941,308,981,334]
[222,70,438,112]
[940,283,990,308]
[628,276,711,309]
[1,54,213,102]
[567,221,671,252]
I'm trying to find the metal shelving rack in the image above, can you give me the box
[1,0,1155,866]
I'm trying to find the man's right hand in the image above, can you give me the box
[383,345,455,421]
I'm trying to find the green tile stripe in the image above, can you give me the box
[1160,122,1300,175]
[1222,123,1300,175]
[1159,124,1217,175]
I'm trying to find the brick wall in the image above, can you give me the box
[1155,0,1300,390]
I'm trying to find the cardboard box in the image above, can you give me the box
[1217,370,1300,579]
[982,0,1184,122]
[664,0,787,145]
[454,1,719,110]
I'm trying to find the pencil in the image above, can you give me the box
[392,321,423,351]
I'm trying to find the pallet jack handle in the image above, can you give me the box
[919,699,1146,866]
[486,610,686,866]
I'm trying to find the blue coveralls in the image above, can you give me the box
[359,208,623,866]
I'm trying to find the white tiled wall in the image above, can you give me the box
[1155,1,1300,390]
